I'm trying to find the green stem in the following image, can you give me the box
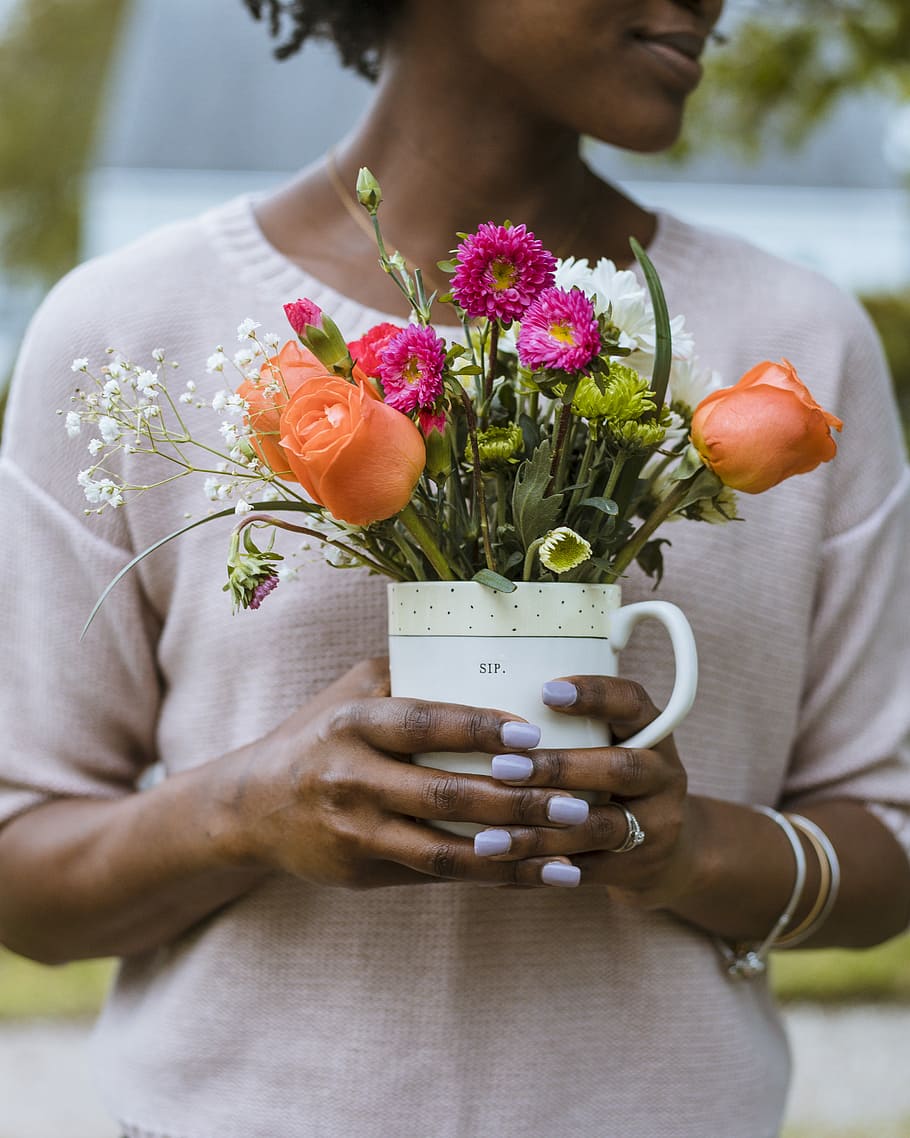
[527,389,540,423]
[556,414,577,490]
[398,503,457,580]
[233,514,403,579]
[496,470,508,530]
[607,475,695,581]
[523,537,544,581]
[602,451,628,502]
[484,322,500,408]
[546,402,569,494]
[460,388,496,572]
[568,433,596,516]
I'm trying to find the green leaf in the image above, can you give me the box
[518,411,541,455]
[635,537,672,587]
[511,442,562,550]
[674,467,725,511]
[629,237,671,415]
[671,444,707,482]
[81,506,235,639]
[578,496,619,516]
[472,568,517,592]
[500,550,525,573]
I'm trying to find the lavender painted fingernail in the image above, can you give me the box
[542,680,577,708]
[501,721,541,749]
[547,796,589,825]
[541,862,581,888]
[491,754,535,781]
[474,829,512,857]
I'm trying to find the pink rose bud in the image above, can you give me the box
[284,298,323,336]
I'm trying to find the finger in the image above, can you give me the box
[379,817,582,888]
[377,760,591,829]
[335,696,541,757]
[491,745,666,796]
[374,816,552,885]
[474,802,634,861]
[541,676,660,739]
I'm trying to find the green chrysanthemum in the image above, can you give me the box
[538,527,592,574]
[605,418,669,453]
[569,364,670,452]
[571,363,656,423]
[474,422,524,465]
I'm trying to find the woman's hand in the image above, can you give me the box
[472,674,699,907]
[213,658,596,891]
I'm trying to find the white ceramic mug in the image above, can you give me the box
[387,581,698,835]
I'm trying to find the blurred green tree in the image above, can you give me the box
[0,0,128,286]
[680,0,910,156]
[678,1,910,437]
[0,0,127,423]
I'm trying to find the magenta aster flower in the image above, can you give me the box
[451,222,556,323]
[379,325,446,413]
[517,287,601,373]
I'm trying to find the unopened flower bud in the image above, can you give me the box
[356,167,383,213]
[424,422,453,480]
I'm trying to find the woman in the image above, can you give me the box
[1,2,908,1135]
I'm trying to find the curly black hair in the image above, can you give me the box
[242,1,402,81]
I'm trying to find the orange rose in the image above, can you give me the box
[237,340,329,480]
[690,359,843,494]
[279,375,426,525]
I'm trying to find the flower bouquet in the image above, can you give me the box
[65,168,843,631]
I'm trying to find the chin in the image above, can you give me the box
[591,102,687,155]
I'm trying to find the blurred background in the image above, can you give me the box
[1,1,909,1136]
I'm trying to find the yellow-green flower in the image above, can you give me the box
[539,527,592,574]
[606,417,669,453]
[474,422,524,465]
[571,363,656,423]
[570,364,669,453]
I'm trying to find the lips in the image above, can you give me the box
[631,28,707,91]
[641,31,706,62]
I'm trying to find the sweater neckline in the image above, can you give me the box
[204,193,688,328]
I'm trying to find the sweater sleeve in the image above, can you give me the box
[779,298,910,861]
[0,267,163,826]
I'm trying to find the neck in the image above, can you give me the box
[254,27,657,318]
[330,41,651,268]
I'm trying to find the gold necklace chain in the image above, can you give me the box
[325,148,594,288]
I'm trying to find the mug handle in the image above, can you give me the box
[608,601,698,750]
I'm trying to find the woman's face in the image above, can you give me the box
[397,0,725,152]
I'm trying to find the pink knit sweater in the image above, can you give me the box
[1,197,908,1138]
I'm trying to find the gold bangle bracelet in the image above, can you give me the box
[775,817,831,947]
[775,814,840,948]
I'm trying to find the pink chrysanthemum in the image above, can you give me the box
[379,325,446,414]
[284,298,323,336]
[451,222,556,323]
[517,287,601,373]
